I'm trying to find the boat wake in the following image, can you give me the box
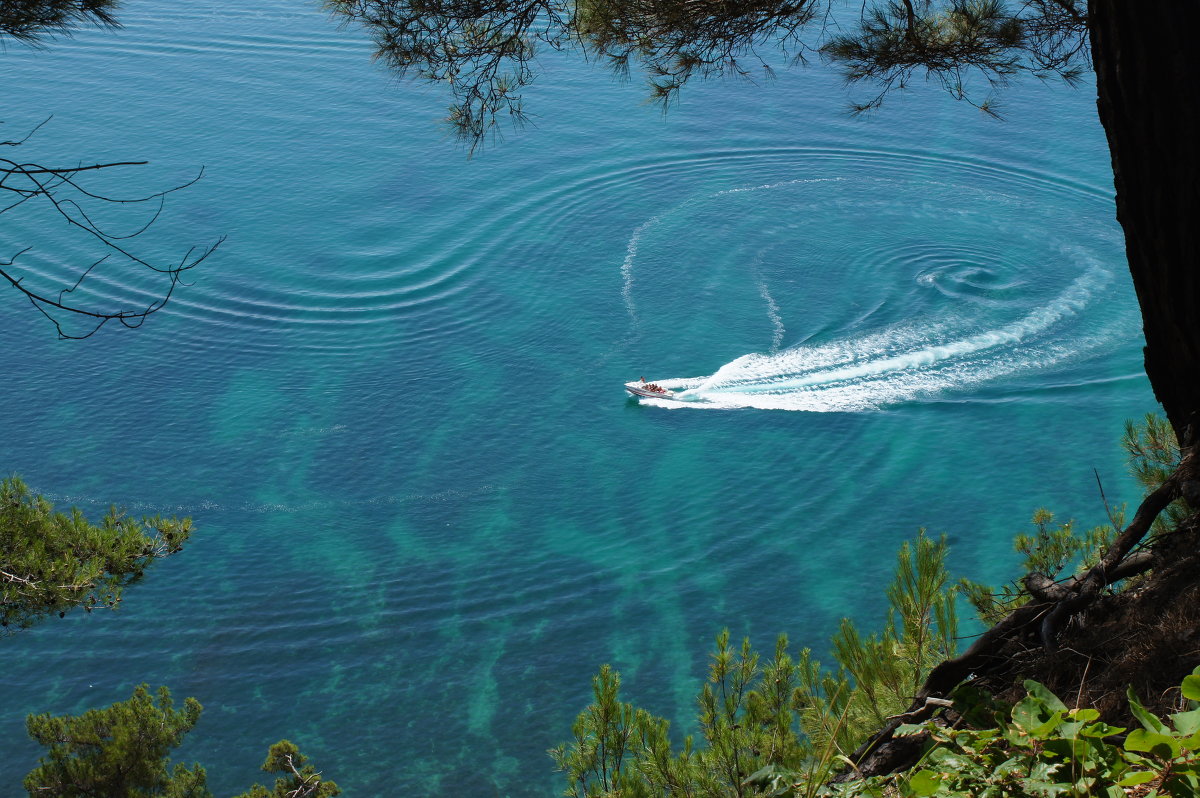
[634,254,1113,411]
[618,149,1134,412]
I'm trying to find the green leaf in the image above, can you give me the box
[1072,775,1097,792]
[1164,770,1200,794]
[1031,710,1065,739]
[1055,719,1085,740]
[1027,759,1061,783]
[906,770,942,797]
[1025,680,1068,713]
[1080,721,1125,738]
[1181,673,1200,702]
[1127,687,1170,734]
[1125,729,1182,759]
[929,751,971,772]
[1044,736,1096,763]
[1116,771,1157,787]
[744,765,778,785]
[1171,707,1200,737]
[951,684,1002,728]
[1002,724,1032,749]
[1123,750,1158,769]
[1011,694,1049,732]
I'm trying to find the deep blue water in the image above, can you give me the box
[1,2,1156,794]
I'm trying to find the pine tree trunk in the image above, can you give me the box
[1089,0,1200,450]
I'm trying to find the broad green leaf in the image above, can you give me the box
[1125,729,1182,759]
[1181,673,1200,702]
[906,769,941,797]
[1171,707,1200,736]
[950,684,1005,729]
[1171,765,1200,780]
[1116,771,1157,787]
[1127,687,1170,734]
[1070,708,1100,722]
[929,752,971,772]
[1031,710,1065,739]
[1028,759,1061,782]
[744,766,777,785]
[1073,775,1097,792]
[1002,725,1031,748]
[1123,750,1157,768]
[1011,695,1045,730]
[1025,680,1068,713]
[1080,721,1125,738]
[1164,770,1200,794]
[1056,719,1085,739]
[1044,736,1094,763]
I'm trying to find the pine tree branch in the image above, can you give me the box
[843,451,1193,779]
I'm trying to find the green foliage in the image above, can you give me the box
[555,656,1200,796]
[551,637,832,798]
[548,665,643,797]
[892,681,1129,797]
[959,508,1116,626]
[231,740,341,798]
[821,0,1052,116]
[4,477,335,794]
[1123,412,1190,534]
[855,668,1200,797]
[1,476,192,632]
[22,685,338,798]
[552,532,960,796]
[830,533,957,741]
[557,415,1194,795]
[23,685,209,797]
[1013,508,1115,579]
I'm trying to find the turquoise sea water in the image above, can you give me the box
[1,2,1156,794]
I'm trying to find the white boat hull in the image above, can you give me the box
[625,381,676,399]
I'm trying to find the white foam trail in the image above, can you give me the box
[637,252,1111,412]
[619,178,841,321]
[756,276,785,352]
[713,176,843,196]
[621,215,660,321]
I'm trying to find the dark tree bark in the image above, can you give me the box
[1089,0,1200,451]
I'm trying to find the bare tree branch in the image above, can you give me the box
[0,121,224,339]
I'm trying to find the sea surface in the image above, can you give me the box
[1,2,1156,794]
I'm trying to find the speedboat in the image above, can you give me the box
[625,380,676,399]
